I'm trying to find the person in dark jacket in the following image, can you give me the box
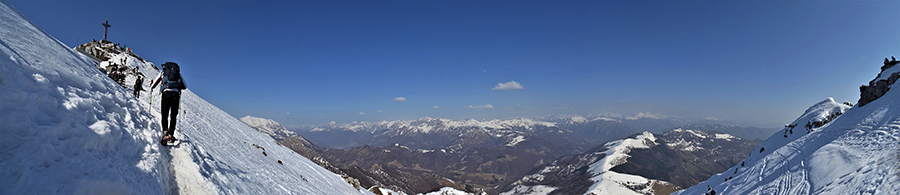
[151,62,187,143]
[133,76,143,98]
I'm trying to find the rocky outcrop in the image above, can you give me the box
[858,57,900,107]
[76,40,147,63]
[74,40,150,88]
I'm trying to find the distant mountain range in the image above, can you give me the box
[287,113,776,150]
[247,57,900,195]
[245,113,767,194]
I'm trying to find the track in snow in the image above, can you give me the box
[144,87,217,195]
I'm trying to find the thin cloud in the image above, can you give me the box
[492,81,524,90]
[466,104,494,109]
[432,106,441,109]
[358,112,365,115]
[393,97,407,102]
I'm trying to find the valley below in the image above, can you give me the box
[243,114,770,194]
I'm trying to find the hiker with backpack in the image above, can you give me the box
[133,76,143,98]
[151,62,187,145]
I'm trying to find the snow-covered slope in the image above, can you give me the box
[1,3,164,194]
[0,2,371,194]
[501,127,760,195]
[582,132,672,195]
[239,115,297,140]
[674,78,900,193]
[503,132,679,195]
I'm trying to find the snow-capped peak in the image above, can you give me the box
[239,115,297,140]
[576,131,669,195]
[590,131,658,174]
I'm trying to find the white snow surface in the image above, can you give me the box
[875,62,900,82]
[0,3,371,194]
[674,96,899,194]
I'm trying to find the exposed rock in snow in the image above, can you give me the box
[859,59,900,107]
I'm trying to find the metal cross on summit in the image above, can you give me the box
[102,20,111,41]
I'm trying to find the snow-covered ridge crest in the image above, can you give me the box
[589,131,657,175]
[582,132,672,195]
[239,115,297,140]
[503,131,675,195]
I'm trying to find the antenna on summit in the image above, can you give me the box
[102,20,111,41]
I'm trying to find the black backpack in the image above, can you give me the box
[161,62,185,91]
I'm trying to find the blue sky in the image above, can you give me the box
[8,1,899,127]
